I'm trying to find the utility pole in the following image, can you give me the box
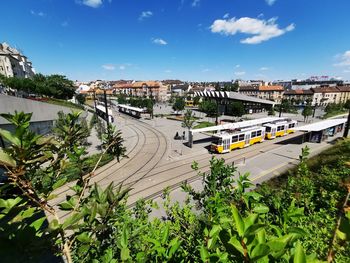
[216,98,219,125]
[279,104,282,117]
[343,107,350,138]
[93,90,97,111]
[104,90,109,127]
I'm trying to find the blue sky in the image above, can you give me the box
[1,0,350,82]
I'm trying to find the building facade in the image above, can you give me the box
[0,43,35,78]
[114,81,168,102]
[239,85,284,103]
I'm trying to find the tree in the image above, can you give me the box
[199,100,217,117]
[75,94,86,105]
[268,106,276,116]
[344,99,350,109]
[182,110,196,141]
[172,97,185,113]
[193,96,200,106]
[227,101,245,117]
[102,124,126,162]
[302,104,313,122]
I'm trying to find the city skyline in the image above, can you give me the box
[1,0,350,81]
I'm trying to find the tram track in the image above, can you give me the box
[125,132,303,206]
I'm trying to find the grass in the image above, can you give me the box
[46,98,84,111]
[193,121,215,129]
[322,109,348,119]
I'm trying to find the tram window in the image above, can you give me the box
[232,135,238,143]
[251,131,257,137]
[265,127,271,132]
[257,130,262,136]
[213,138,222,145]
[239,134,245,141]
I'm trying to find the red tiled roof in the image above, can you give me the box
[311,87,340,93]
[259,85,284,91]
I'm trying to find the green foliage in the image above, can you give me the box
[199,99,217,117]
[102,124,126,162]
[182,109,196,130]
[302,105,313,122]
[226,101,245,117]
[172,97,185,113]
[75,94,86,105]
[268,107,276,116]
[193,95,201,106]
[1,110,350,262]
[2,74,75,99]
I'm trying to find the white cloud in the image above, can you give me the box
[30,10,46,17]
[139,11,153,20]
[235,64,240,68]
[223,13,230,19]
[152,38,168,45]
[165,70,172,73]
[259,67,269,71]
[334,51,350,67]
[192,0,200,7]
[210,16,295,44]
[234,71,246,76]
[80,0,103,8]
[119,65,126,70]
[61,21,69,27]
[102,64,115,70]
[202,68,210,72]
[343,69,350,73]
[265,0,277,6]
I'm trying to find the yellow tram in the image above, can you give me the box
[211,126,266,153]
[211,119,297,153]
[264,119,297,139]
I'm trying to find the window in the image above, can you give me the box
[232,135,238,143]
[257,130,262,136]
[251,131,257,137]
[265,127,271,132]
[239,134,245,141]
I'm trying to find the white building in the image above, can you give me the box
[0,43,35,78]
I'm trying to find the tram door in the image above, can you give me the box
[223,138,230,152]
[271,128,276,137]
[245,133,250,146]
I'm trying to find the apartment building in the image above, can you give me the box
[239,85,284,103]
[114,81,168,102]
[0,42,35,78]
[310,87,341,106]
[283,89,314,104]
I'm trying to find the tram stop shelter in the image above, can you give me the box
[118,104,147,118]
[293,118,347,143]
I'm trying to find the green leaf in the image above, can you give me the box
[209,225,221,238]
[121,247,130,261]
[121,226,128,248]
[52,178,67,190]
[231,205,245,237]
[293,241,306,263]
[245,224,265,237]
[168,238,181,258]
[228,236,244,255]
[49,219,60,231]
[200,245,209,262]
[0,128,21,146]
[251,244,270,260]
[253,204,269,214]
[257,229,266,244]
[244,214,258,232]
[30,216,46,231]
[77,232,91,243]
[0,197,22,209]
[62,213,82,229]
[161,224,170,244]
[0,149,16,167]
